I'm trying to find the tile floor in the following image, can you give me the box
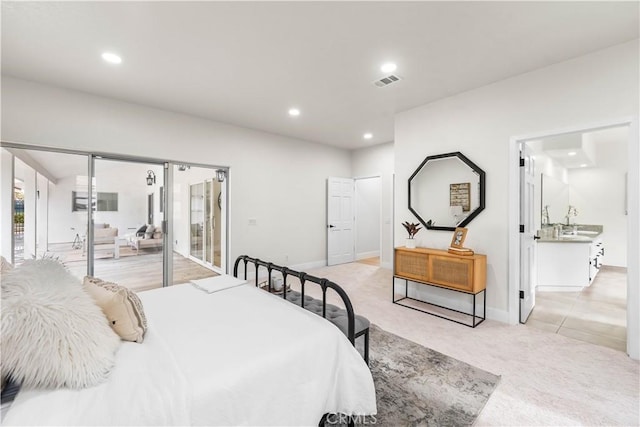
[526,265,627,352]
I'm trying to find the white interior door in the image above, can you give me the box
[520,142,537,322]
[327,177,355,266]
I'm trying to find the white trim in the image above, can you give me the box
[356,250,380,260]
[393,278,507,323]
[508,116,639,359]
[486,307,510,324]
[291,259,327,272]
[537,286,585,293]
[626,116,639,360]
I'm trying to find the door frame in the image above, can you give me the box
[354,175,383,263]
[508,116,639,359]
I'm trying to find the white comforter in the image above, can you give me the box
[4,282,376,426]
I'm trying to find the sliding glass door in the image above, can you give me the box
[190,182,204,260]
[91,157,165,291]
[172,164,225,284]
[0,143,229,288]
[189,179,222,269]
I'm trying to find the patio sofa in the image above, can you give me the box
[83,223,119,258]
[128,224,163,254]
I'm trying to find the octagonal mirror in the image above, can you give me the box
[408,151,485,231]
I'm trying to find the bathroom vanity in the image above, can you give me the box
[536,225,604,291]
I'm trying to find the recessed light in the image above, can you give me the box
[288,108,300,117]
[567,151,577,156]
[102,52,122,64]
[580,164,588,167]
[380,62,397,73]
[363,133,373,140]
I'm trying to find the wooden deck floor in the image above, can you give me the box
[45,243,216,292]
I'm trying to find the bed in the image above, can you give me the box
[2,259,376,426]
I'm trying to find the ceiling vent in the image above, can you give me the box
[373,74,402,88]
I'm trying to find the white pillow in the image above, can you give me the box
[1,259,121,389]
[83,276,147,343]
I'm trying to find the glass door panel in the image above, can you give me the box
[213,179,222,268]
[172,165,218,285]
[205,180,213,265]
[92,158,164,292]
[190,182,204,260]
[3,148,89,279]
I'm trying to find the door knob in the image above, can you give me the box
[533,235,541,240]
[328,224,335,228]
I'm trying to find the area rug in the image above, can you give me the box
[345,324,500,426]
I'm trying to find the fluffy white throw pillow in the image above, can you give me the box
[1,259,121,389]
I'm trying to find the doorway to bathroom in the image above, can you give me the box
[510,119,636,355]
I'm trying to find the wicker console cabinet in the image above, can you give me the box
[393,247,487,327]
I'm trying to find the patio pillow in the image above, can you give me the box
[144,224,156,239]
[1,259,120,389]
[136,224,147,237]
[83,276,148,343]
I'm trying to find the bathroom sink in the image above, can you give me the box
[576,230,599,235]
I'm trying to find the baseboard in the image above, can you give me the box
[393,279,509,324]
[289,259,327,271]
[356,251,379,260]
[486,307,510,323]
[538,286,584,292]
[380,261,392,270]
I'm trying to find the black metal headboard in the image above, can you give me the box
[232,255,356,344]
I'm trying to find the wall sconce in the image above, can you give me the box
[146,170,156,186]
[177,164,191,171]
[216,169,226,182]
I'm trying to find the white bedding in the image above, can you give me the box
[4,281,376,426]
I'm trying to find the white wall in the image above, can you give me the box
[0,149,13,262]
[568,134,628,267]
[355,177,380,260]
[394,40,639,322]
[351,142,394,268]
[18,159,37,259]
[36,173,49,255]
[1,77,352,270]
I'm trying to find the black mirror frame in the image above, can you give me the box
[408,151,486,231]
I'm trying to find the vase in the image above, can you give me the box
[406,238,416,249]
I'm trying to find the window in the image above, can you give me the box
[72,191,118,212]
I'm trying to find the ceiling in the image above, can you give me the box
[529,125,629,169]
[2,2,638,150]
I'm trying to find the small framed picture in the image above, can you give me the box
[450,227,468,249]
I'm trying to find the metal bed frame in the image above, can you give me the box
[233,255,363,346]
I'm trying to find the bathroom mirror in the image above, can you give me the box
[541,174,569,225]
[408,152,486,231]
